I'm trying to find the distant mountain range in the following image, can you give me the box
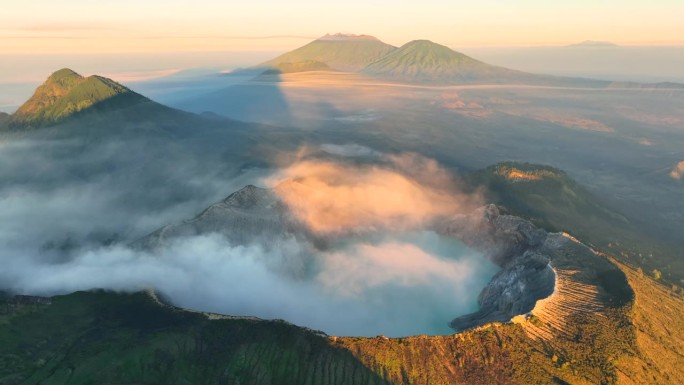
[258,33,396,73]
[255,34,606,86]
[567,40,619,48]
[256,34,684,87]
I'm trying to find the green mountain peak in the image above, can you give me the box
[361,40,500,83]
[47,68,84,83]
[9,69,146,129]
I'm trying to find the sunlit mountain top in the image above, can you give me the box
[8,68,146,129]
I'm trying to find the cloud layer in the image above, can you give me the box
[268,153,481,235]
[0,138,494,336]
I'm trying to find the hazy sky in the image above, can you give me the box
[2,0,683,54]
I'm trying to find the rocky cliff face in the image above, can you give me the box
[438,205,556,331]
[438,204,631,332]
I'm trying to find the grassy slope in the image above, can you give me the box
[13,69,85,118]
[611,259,684,384]
[0,291,388,385]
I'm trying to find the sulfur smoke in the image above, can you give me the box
[0,142,496,337]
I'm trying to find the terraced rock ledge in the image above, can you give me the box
[437,205,632,334]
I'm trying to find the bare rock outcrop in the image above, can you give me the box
[439,205,555,331]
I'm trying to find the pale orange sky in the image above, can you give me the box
[2,1,684,54]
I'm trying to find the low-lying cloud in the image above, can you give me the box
[0,137,495,336]
[2,232,496,337]
[268,153,481,235]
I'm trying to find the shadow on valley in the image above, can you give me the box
[178,73,298,126]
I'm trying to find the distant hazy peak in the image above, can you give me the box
[258,33,395,72]
[318,33,380,41]
[568,40,619,47]
[361,39,496,83]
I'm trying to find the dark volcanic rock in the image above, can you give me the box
[439,205,555,331]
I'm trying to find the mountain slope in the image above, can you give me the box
[135,185,304,250]
[258,33,396,72]
[361,40,561,84]
[468,162,683,285]
[7,68,148,129]
[468,162,630,232]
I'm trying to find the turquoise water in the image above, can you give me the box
[315,231,499,337]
